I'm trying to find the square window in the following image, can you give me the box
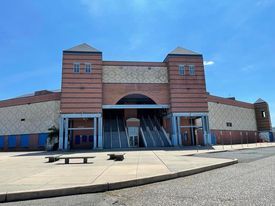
[189,65,195,75]
[73,63,80,73]
[226,122,232,127]
[178,65,185,75]
[85,63,92,73]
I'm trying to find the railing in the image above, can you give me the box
[116,116,122,148]
[161,126,172,146]
[140,127,147,147]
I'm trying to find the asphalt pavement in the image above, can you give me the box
[1,147,275,206]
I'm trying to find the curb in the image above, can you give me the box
[0,159,238,203]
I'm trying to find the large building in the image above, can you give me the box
[0,43,273,151]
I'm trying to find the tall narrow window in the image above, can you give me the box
[261,111,266,118]
[85,63,92,73]
[73,63,80,73]
[178,65,185,75]
[189,65,195,75]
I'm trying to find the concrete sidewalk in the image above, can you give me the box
[0,142,274,202]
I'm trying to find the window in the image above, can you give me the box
[73,63,80,73]
[226,122,232,127]
[178,65,185,75]
[85,63,92,73]
[261,111,266,118]
[189,65,195,75]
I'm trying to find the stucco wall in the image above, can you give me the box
[103,66,168,83]
[208,102,257,131]
[0,101,60,135]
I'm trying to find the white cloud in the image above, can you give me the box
[203,61,215,66]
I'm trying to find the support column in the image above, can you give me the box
[97,116,103,149]
[58,117,64,150]
[202,116,207,146]
[171,115,178,146]
[205,115,211,145]
[177,116,182,146]
[93,117,97,149]
[202,115,211,145]
[64,118,69,150]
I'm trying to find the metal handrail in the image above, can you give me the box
[116,116,122,148]
[161,126,172,146]
[140,127,147,147]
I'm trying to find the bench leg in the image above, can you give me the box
[65,158,69,164]
[83,158,88,164]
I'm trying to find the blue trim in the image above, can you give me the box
[89,135,93,142]
[20,134,29,147]
[82,135,87,142]
[8,136,16,148]
[75,135,80,144]
[38,133,48,147]
[0,136,4,149]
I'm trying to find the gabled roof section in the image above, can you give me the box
[64,43,101,53]
[168,46,200,55]
[255,98,266,104]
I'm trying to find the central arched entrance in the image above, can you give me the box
[116,94,157,105]
[102,93,171,149]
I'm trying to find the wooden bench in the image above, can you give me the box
[45,155,61,163]
[107,153,125,161]
[59,156,95,164]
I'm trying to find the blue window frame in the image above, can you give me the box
[178,65,185,75]
[75,135,80,144]
[8,136,16,148]
[82,135,87,142]
[20,134,29,147]
[38,133,48,147]
[0,136,4,149]
[89,135,93,142]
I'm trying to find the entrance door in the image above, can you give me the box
[129,136,139,147]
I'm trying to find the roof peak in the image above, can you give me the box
[64,43,101,53]
[168,46,200,55]
[255,98,266,104]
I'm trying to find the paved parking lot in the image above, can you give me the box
[1,146,275,206]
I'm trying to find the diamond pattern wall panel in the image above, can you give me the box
[208,102,257,131]
[0,101,60,135]
[103,66,168,83]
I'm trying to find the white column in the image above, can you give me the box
[205,115,212,145]
[171,115,178,146]
[93,118,97,149]
[202,116,207,146]
[58,117,64,150]
[64,118,69,150]
[97,116,103,149]
[177,116,182,146]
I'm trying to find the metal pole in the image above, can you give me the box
[93,117,97,149]
[64,118,69,150]
[58,117,64,150]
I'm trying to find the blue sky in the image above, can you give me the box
[0,0,274,126]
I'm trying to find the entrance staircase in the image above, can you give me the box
[103,116,129,149]
[103,115,171,149]
[140,115,171,148]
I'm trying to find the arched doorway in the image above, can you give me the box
[116,94,157,105]
[102,93,171,149]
